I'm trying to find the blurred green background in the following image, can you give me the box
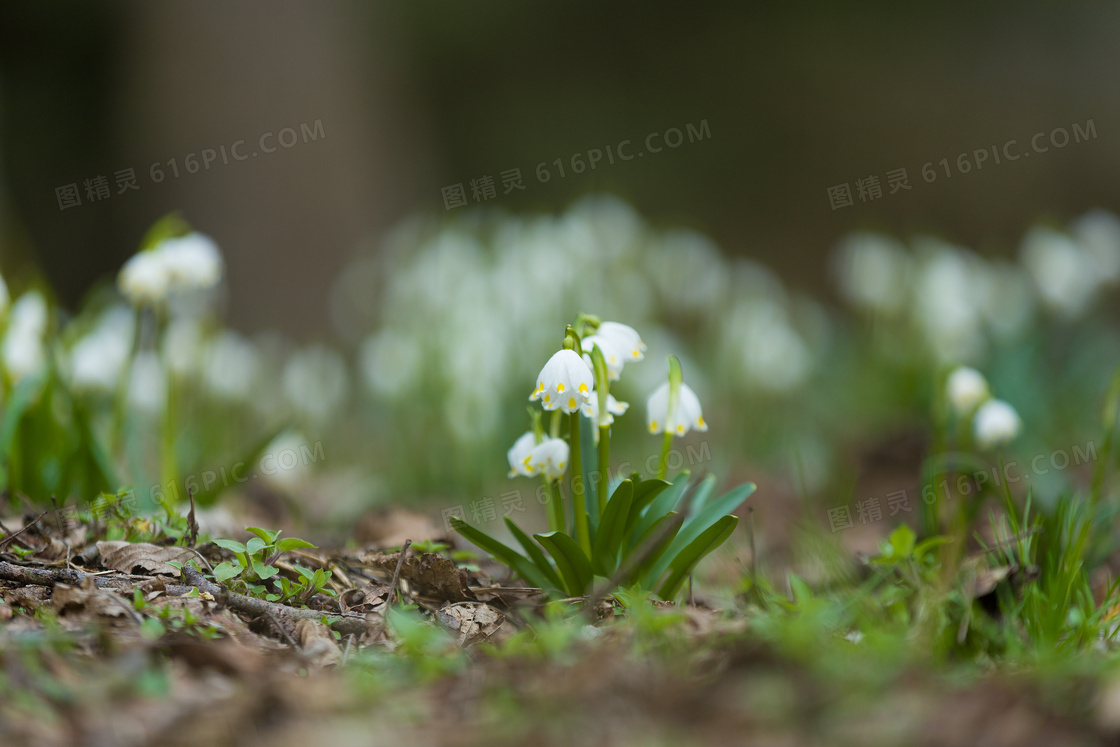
[2,2,1119,336]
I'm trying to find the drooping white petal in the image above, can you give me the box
[118,250,172,306]
[596,321,646,362]
[530,349,595,413]
[527,437,569,481]
[507,431,538,478]
[582,334,625,380]
[160,233,223,289]
[646,381,706,436]
[973,399,1021,449]
[946,366,989,416]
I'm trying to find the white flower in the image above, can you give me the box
[526,437,569,481]
[359,329,422,398]
[595,322,646,362]
[1070,209,1120,284]
[160,233,223,289]
[946,366,989,416]
[128,352,167,414]
[581,393,629,427]
[833,232,911,315]
[581,334,625,380]
[69,310,133,393]
[646,381,707,436]
[117,232,224,306]
[507,431,539,478]
[1020,227,1099,319]
[282,345,350,422]
[204,331,259,401]
[530,349,594,413]
[118,250,172,306]
[162,317,205,376]
[2,291,49,382]
[973,399,1022,449]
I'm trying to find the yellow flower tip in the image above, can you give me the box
[677,424,685,434]
[556,382,565,393]
[568,397,576,409]
[650,420,658,432]
[632,349,640,357]
[543,393,551,403]
[578,382,589,394]
[558,461,565,469]
[697,416,706,427]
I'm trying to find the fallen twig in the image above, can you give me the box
[387,539,412,607]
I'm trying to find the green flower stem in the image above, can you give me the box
[550,410,561,439]
[543,475,564,533]
[569,411,590,555]
[590,344,611,518]
[656,356,683,480]
[657,431,674,480]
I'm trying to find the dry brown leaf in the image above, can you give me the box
[436,602,508,646]
[295,618,342,668]
[96,541,195,575]
[361,550,477,603]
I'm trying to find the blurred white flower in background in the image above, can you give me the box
[912,240,989,363]
[127,351,167,414]
[1070,209,1120,284]
[946,366,989,416]
[834,232,911,315]
[69,306,134,393]
[973,398,1022,450]
[118,232,223,307]
[2,291,49,383]
[645,229,730,314]
[203,331,259,401]
[720,295,812,393]
[358,328,423,399]
[1020,226,1100,319]
[162,317,206,378]
[581,393,629,433]
[283,344,350,423]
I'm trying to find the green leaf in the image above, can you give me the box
[0,376,44,490]
[246,537,267,556]
[275,537,317,553]
[591,479,634,577]
[646,481,755,586]
[294,565,317,581]
[252,560,279,580]
[533,531,593,595]
[886,523,917,559]
[626,476,671,526]
[788,573,813,605]
[656,515,738,600]
[627,512,682,583]
[213,538,247,554]
[629,474,690,547]
[245,527,280,544]
[212,561,242,582]
[140,617,166,641]
[504,518,564,593]
[451,517,553,591]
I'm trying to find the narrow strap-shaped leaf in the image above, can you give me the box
[591,479,633,577]
[625,512,682,585]
[656,514,739,600]
[451,517,553,591]
[684,474,719,517]
[629,473,691,549]
[625,475,671,528]
[534,531,593,595]
[579,414,600,534]
[505,518,564,593]
[646,482,755,585]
